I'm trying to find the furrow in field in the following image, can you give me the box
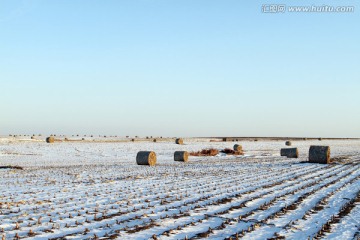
[110,165,342,239]
[236,165,360,240]
[159,165,352,239]
[282,174,360,239]
[19,163,321,239]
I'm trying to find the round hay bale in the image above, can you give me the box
[233,144,242,151]
[309,146,330,164]
[174,151,189,162]
[82,138,85,141]
[153,139,157,142]
[136,151,157,166]
[280,148,298,158]
[285,141,292,146]
[175,138,184,145]
[131,138,135,142]
[46,136,55,143]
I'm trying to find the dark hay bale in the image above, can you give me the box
[285,141,292,146]
[175,138,184,145]
[153,139,157,142]
[174,151,189,162]
[131,139,135,142]
[46,136,55,143]
[136,151,157,166]
[309,146,330,164]
[190,149,219,157]
[280,148,298,158]
[82,138,85,141]
[233,144,242,151]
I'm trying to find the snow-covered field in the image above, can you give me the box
[0,138,359,240]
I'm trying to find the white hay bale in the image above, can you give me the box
[233,144,242,151]
[46,136,55,143]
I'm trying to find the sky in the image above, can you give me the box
[0,0,359,137]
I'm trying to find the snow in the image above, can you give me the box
[0,138,359,239]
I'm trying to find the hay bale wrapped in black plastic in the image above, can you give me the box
[285,141,292,146]
[309,146,330,164]
[280,148,298,158]
[136,151,157,166]
[233,144,242,151]
[46,136,55,143]
[175,138,184,145]
[174,151,189,162]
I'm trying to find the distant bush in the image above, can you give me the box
[190,148,219,156]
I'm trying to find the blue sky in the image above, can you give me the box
[0,0,359,137]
